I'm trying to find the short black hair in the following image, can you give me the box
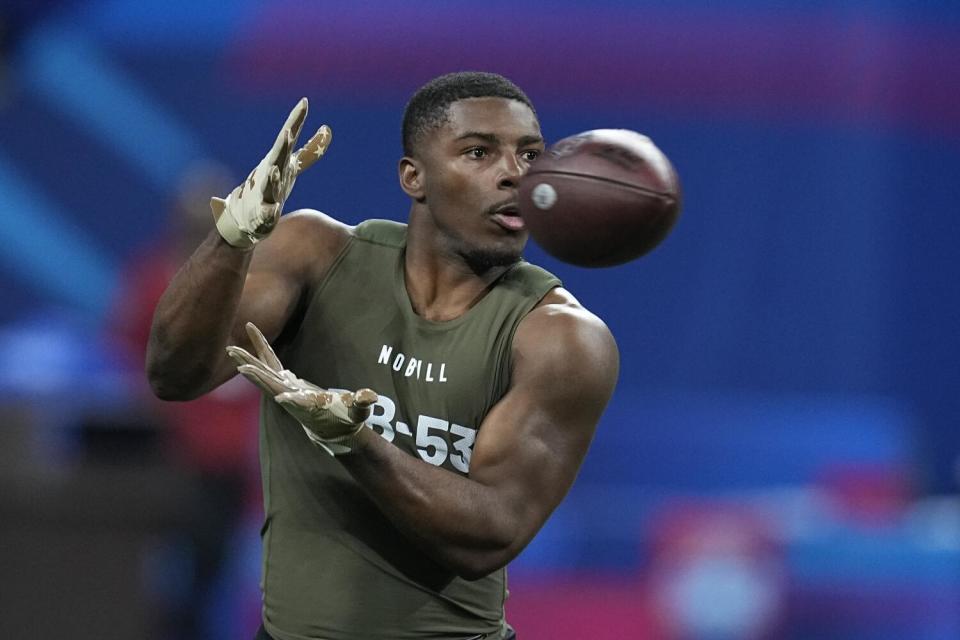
[402,71,536,157]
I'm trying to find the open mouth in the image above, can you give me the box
[491,204,525,232]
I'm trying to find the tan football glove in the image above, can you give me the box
[226,322,377,456]
[211,98,332,249]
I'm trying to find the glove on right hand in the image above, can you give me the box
[211,98,332,249]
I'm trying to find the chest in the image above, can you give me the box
[282,289,512,475]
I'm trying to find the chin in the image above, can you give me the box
[460,245,523,275]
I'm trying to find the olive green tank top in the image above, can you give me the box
[259,219,560,640]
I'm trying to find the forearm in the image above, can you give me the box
[146,229,252,399]
[339,429,525,580]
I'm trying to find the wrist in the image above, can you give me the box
[335,424,373,456]
[214,206,261,249]
[303,422,368,456]
[212,227,256,254]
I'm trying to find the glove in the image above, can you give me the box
[211,98,332,249]
[226,322,377,456]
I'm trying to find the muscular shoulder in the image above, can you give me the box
[253,209,353,284]
[512,288,619,394]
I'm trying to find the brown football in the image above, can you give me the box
[518,129,682,267]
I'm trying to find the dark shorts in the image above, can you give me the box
[255,624,516,640]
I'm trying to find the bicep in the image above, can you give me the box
[221,211,350,381]
[468,304,619,547]
[231,252,302,345]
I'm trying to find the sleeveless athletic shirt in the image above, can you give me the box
[259,219,561,640]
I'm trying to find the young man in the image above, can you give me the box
[147,72,618,640]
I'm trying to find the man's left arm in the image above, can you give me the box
[339,288,619,579]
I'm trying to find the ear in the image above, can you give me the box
[398,156,426,202]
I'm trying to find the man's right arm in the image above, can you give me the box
[146,98,337,400]
[146,211,349,400]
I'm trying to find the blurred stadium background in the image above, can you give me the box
[1,1,959,638]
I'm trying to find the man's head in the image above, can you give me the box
[402,72,537,158]
[399,72,543,273]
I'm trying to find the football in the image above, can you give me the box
[518,129,682,267]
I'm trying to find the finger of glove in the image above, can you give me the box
[294,125,332,176]
[225,344,262,368]
[225,345,282,381]
[354,388,378,407]
[264,138,291,206]
[345,388,378,423]
[245,322,285,371]
[348,401,373,423]
[237,363,292,396]
[264,98,307,164]
[226,346,292,391]
[284,97,308,147]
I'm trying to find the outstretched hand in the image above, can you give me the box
[226,322,376,455]
[211,99,333,249]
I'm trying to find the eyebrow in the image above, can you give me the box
[455,132,545,147]
[517,134,545,147]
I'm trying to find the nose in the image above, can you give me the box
[498,154,523,189]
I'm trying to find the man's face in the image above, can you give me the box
[415,97,544,272]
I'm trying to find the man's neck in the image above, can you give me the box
[404,215,510,322]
